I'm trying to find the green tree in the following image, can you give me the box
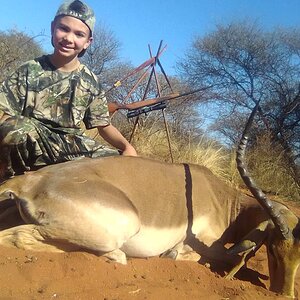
[178,22,300,189]
[79,23,121,84]
[0,29,44,82]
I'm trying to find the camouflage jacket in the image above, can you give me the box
[0,55,110,133]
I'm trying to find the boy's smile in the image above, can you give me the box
[51,15,92,61]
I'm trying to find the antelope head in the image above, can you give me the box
[236,103,300,298]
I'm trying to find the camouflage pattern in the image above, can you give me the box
[0,55,118,177]
[55,0,95,34]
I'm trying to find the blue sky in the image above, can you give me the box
[1,0,300,75]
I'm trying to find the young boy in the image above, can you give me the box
[0,0,137,178]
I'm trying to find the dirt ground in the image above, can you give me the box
[0,242,299,300]
[0,199,299,300]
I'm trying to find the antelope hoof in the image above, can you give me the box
[103,249,128,265]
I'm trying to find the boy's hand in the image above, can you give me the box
[120,144,137,156]
[97,124,137,157]
[0,116,33,177]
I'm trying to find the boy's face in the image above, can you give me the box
[51,15,92,59]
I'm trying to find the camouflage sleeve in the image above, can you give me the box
[0,67,27,117]
[83,88,111,129]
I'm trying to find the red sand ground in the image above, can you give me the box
[0,243,298,300]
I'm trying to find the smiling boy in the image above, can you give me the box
[0,0,136,179]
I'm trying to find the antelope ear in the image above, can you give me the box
[0,190,15,201]
[225,220,269,279]
[227,220,269,256]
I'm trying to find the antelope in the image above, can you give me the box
[0,104,299,298]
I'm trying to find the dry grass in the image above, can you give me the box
[173,136,229,179]
[243,134,300,201]
[131,128,229,179]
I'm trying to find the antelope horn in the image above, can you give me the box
[236,102,291,239]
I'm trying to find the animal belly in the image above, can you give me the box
[121,224,187,257]
[37,202,141,253]
[192,215,226,246]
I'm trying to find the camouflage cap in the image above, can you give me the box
[55,0,95,35]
